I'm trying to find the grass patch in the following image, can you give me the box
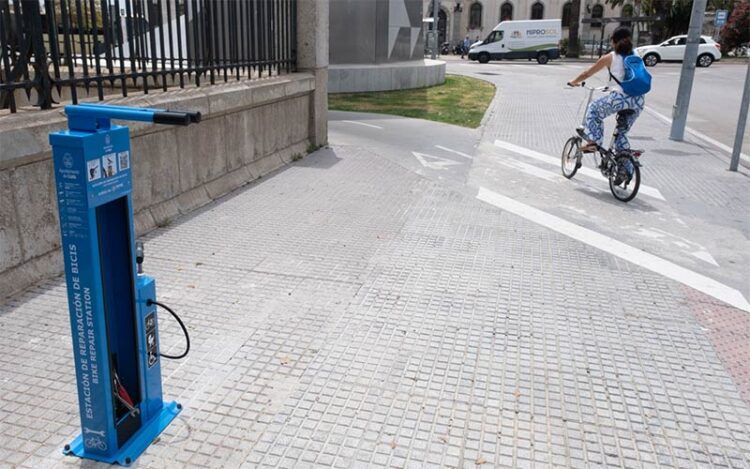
[328,75,495,128]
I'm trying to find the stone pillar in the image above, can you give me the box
[297,0,329,147]
[452,8,462,45]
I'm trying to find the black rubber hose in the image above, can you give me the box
[147,299,190,359]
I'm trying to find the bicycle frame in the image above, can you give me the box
[575,83,623,160]
[563,83,643,202]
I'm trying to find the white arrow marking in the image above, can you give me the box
[494,139,666,202]
[477,186,749,313]
[691,250,720,267]
[411,152,462,170]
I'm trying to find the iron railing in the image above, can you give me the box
[0,0,297,113]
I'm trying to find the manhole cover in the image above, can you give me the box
[477,72,500,76]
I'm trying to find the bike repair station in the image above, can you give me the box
[50,104,198,465]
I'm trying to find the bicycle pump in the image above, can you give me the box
[49,104,200,465]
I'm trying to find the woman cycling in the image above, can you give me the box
[567,27,644,154]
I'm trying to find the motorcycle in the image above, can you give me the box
[440,42,450,55]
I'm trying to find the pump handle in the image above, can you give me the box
[135,241,144,274]
[153,111,201,126]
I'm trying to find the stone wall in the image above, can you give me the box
[0,0,329,301]
[0,73,318,300]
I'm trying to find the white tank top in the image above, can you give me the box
[609,52,625,93]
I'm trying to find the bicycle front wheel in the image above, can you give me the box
[561,137,582,179]
[609,156,640,202]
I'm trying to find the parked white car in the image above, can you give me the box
[635,35,722,67]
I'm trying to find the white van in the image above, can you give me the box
[468,20,562,64]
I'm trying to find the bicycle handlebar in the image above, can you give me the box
[567,81,609,92]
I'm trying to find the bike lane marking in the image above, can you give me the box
[495,157,562,182]
[494,139,667,202]
[411,152,463,170]
[435,145,474,159]
[477,186,750,313]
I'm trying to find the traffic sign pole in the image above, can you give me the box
[730,57,750,172]
[670,0,708,141]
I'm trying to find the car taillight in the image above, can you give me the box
[715,43,721,49]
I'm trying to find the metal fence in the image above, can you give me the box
[0,0,297,113]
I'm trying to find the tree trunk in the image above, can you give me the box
[568,0,582,57]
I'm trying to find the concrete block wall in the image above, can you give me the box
[329,59,446,93]
[0,73,316,300]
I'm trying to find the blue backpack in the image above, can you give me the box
[610,54,652,96]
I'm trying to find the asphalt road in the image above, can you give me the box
[641,61,749,157]
[449,57,750,157]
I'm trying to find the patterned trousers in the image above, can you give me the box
[584,91,645,151]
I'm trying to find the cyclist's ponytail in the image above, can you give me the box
[612,26,633,56]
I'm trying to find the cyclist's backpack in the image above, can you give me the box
[610,54,652,96]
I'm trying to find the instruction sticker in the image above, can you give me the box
[145,313,157,368]
[102,154,118,178]
[87,159,101,182]
[118,151,130,171]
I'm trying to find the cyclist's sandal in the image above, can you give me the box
[580,143,597,153]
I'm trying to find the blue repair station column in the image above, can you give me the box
[49,104,200,466]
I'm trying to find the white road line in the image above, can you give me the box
[494,139,667,201]
[477,187,750,313]
[341,120,384,130]
[496,158,561,182]
[643,106,750,164]
[435,145,474,159]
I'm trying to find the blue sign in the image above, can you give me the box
[50,104,198,466]
[715,10,728,27]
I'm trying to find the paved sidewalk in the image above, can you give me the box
[1,139,750,468]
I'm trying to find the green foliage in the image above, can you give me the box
[720,2,750,54]
[664,0,693,37]
[328,76,496,129]
[709,0,739,12]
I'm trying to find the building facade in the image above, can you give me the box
[425,0,640,48]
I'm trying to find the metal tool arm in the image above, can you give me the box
[65,103,201,131]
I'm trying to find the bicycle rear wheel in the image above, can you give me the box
[609,156,640,202]
[561,137,582,179]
